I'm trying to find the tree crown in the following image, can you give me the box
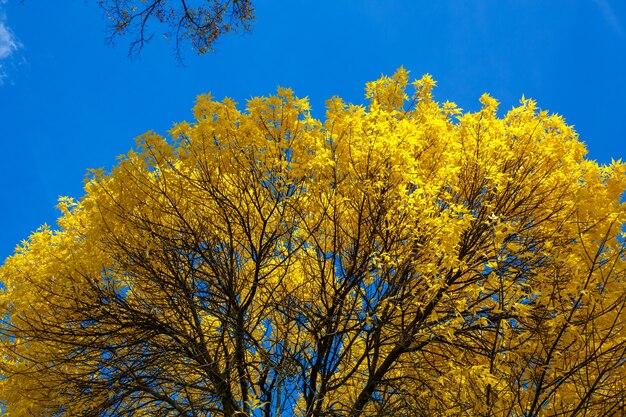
[2,69,626,416]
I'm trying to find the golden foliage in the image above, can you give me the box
[2,69,626,416]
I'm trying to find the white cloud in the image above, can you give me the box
[0,1,23,85]
[593,0,625,37]
[0,21,19,59]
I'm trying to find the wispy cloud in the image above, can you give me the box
[593,0,625,37]
[0,22,19,59]
[0,0,23,85]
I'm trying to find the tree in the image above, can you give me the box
[97,0,254,59]
[1,69,626,416]
[19,0,254,59]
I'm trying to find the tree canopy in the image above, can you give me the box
[2,69,626,416]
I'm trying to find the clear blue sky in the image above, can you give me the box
[0,0,625,261]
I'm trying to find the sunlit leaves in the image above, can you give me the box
[1,69,626,416]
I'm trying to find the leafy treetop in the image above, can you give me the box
[1,69,626,416]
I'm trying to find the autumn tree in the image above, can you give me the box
[2,69,626,416]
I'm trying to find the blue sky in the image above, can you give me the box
[0,0,625,261]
